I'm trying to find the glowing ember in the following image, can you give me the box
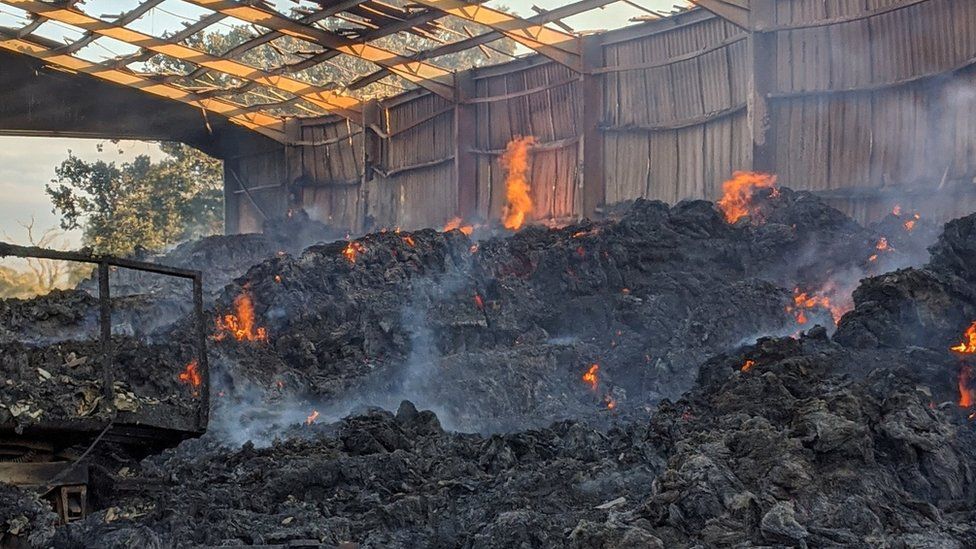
[741,360,756,372]
[604,394,617,410]
[215,290,268,342]
[443,216,474,235]
[786,287,849,325]
[274,275,282,283]
[582,364,599,391]
[892,205,902,216]
[402,235,416,247]
[474,294,485,310]
[178,360,202,388]
[501,135,536,230]
[876,237,889,251]
[716,171,778,224]
[469,244,479,254]
[904,214,920,232]
[950,321,976,354]
[343,241,366,263]
[959,365,974,408]
[306,410,320,425]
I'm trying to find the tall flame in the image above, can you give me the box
[951,321,976,354]
[215,290,268,342]
[717,171,778,224]
[501,136,536,230]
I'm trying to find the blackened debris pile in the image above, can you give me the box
[4,187,976,548]
[210,188,933,433]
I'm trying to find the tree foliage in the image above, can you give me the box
[46,142,223,256]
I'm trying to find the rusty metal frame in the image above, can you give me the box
[0,0,363,120]
[0,32,289,141]
[0,0,697,141]
[411,0,582,71]
[0,242,210,431]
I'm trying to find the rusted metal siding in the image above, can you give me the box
[296,116,364,229]
[225,0,976,233]
[767,0,976,223]
[366,92,456,229]
[474,60,583,223]
[600,14,750,206]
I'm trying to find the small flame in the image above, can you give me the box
[443,216,474,235]
[274,275,282,283]
[178,360,202,388]
[501,136,536,230]
[305,410,320,425]
[786,287,848,325]
[582,364,599,391]
[402,235,416,247]
[951,321,976,354]
[474,294,485,310]
[892,205,902,216]
[215,290,268,342]
[904,214,920,232]
[876,237,889,251]
[741,360,755,372]
[604,394,617,410]
[343,241,366,263]
[716,171,778,224]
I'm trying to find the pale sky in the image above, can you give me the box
[0,0,684,249]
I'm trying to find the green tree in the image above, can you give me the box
[46,142,222,256]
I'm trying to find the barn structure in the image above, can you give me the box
[1,0,975,234]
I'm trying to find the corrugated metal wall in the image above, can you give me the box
[228,0,976,233]
[600,13,750,205]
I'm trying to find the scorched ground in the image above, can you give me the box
[2,179,976,548]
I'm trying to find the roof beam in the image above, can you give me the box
[180,0,457,100]
[688,0,751,30]
[0,33,287,141]
[0,0,362,120]
[410,0,581,71]
[350,0,610,88]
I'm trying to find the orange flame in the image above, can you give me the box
[582,364,599,391]
[215,291,268,342]
[716,171,778,224]
[501,136,536,230]
[443,216,474,235]
[951,321,976,354]
[402,235,416,247]
[904,214,920,232]
[343,241,366,263]
[741,360,756,373]
[876,237,889,251]
[786,287,849,325]
[306,410,320,425]
[178,360,202,388]
[604,394,617,410]
[473,294,485,310]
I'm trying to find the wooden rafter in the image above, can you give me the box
[180,0,457,100]
[411,0,581,71]
[0,32,288,141]
[0,0,363,120]
[350,0,612,89]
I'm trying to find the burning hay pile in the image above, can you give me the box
[4,175,976,547]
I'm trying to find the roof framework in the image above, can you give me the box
[0,0,693,143]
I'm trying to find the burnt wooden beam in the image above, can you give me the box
[580,35,604,217]
[747,0,775,173]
